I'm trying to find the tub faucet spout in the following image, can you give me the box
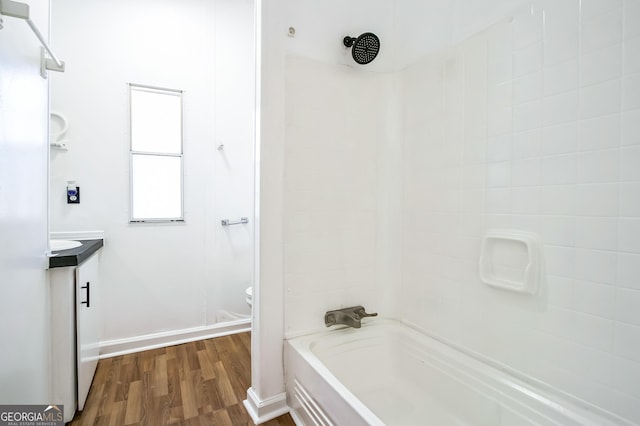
[324,306,378,328]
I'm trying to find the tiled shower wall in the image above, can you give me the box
[283,57,393,336]
[401,1,640,422]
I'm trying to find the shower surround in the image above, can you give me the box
[400,5,639,422]
[252,0,640,423]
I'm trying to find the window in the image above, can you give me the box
[129,84,183,222]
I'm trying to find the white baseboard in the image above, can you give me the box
[99,319,251,358]
[243,387,289,425]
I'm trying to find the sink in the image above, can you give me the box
[50,239,82,251]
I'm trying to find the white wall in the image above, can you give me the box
[401,0,640,423]
[247,0,289,416]
[257,0,404,340]
[274,0,404,336]
[249,0,401,418]
[283,57,397,336]
[0,0,51,403]
[50,0,255,345]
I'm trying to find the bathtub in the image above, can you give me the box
[285,319,630,426]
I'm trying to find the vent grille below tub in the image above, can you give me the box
[294,379,334,426]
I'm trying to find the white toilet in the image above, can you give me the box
[245,286,253,307]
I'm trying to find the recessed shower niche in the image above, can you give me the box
[479,230,543,295]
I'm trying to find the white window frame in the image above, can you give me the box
[128,83,184,223]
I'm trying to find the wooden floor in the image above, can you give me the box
[70,332,295,426]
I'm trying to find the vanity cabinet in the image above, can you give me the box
[75,252,101,410]
[49,244,102,423]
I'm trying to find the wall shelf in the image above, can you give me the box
[479,229,542,295]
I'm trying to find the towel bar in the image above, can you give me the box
[221,217,248,226]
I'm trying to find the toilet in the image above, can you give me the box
[245,286,253,307]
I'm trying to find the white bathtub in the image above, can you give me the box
[285,319,631,426]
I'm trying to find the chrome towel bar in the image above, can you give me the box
[221,217,248,226]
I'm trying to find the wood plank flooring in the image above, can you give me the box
[69,332,295,426]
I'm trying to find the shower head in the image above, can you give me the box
[343,32,380,65]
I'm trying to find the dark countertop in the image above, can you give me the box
[49,239,104,268]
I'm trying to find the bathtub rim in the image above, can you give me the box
[286,332,386,426]
[286,318,635,426]
[399,318,636,426]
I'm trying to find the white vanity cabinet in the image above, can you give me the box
[75,252,101,410]
[50,248,102,422]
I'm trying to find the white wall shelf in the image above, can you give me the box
[479,229,542,295]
